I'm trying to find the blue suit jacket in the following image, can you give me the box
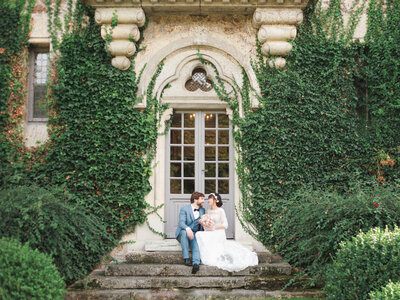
[175,204,205,239]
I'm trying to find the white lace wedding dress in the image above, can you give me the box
[196,207,258,272]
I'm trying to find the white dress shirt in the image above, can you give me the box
[192,204,200,219]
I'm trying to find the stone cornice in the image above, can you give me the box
[85,0,309,14]
[88,1,309,70]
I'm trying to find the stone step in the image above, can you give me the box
[105,262,291,277]
[65,288,325,300]
[125,251,274,264]
[84,274,300,290]
[144,240,260,252]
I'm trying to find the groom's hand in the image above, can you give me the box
[186,227,194,240]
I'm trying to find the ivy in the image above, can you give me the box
[0,0,35,186]
[2,2,166,280]
[360,0,400,179]
[28,4,166,245]
[208,0,400,283]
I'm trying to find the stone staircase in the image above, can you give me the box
[65,249,324,299]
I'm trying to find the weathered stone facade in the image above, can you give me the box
[26,0,368,255]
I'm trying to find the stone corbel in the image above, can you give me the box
[95,8,146,70]
[160,108,174,134]
[225,108,233,122]
[253,8,304,69]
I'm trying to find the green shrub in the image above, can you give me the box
[0,185,111,285]
[0,237,65,299]
[324,226,400,299]
[270,184,400,280]
[370,281,400,300]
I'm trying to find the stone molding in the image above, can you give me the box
[252,8,303,68]
[95,8,145,70]
[86,0,309,15]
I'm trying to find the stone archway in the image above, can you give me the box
[139,44,251,240]
[135,37,260,110]
[143,45,246,239]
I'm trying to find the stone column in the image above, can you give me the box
[95,8,146,70]
[253,8,303,69]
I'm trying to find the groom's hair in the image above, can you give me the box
[190,192,205,203]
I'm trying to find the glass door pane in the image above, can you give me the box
[169,113,196,195]
[203,113,230,195]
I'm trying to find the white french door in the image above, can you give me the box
[165,111,234,238]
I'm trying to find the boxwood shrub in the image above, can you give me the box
[0,237,65,299]
[369,281,400,300]
[324,226,400,299]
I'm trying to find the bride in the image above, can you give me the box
[196,193,258,272]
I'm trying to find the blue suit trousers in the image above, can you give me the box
[178,229,201,265]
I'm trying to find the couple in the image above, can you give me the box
[175,191,258,274]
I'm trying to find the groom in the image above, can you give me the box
[175,191,205,274]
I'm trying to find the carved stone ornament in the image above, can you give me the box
[85,0,309,70]
[252,8,304,69]
[185,68,213,92]
[94,8,145,70]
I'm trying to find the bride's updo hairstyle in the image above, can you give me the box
[209,193,223,207]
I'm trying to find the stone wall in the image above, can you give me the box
[24,0,369,150]
[22,0,370,253]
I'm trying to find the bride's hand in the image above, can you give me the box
[204,225,215,231]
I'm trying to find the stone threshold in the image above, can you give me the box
[144,239,263,252]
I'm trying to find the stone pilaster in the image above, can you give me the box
[253,8,304,69]
[95,8,146,70]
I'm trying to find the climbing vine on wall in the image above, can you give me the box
[1,0,167,283]
[208,0,400,282]
[360,0,400,182]
[0,0,35,186]
[30,2,167,245]
[0,0,167,266]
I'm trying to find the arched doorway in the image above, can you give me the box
[152,51,239,238]
[136,40,259,243]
